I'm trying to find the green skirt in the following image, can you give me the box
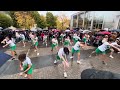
[23,64,33,74]
[10,45,16,51]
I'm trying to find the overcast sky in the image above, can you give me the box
[38,11,79,19]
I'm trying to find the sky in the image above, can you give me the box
[38,11,120,22]
[38,11,79,19]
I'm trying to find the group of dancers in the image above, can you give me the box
[1,31,120,79]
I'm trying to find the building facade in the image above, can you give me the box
[70,11,120,30]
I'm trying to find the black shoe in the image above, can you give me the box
[11,58,15,60]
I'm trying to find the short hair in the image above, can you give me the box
[18,54,26,62]
[108,38,114,42]
[63,47,69,55]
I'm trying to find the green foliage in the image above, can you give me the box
[29,11,44,28]
[8,11,19,28]
[46,12,57,28]
[0,13,13,28]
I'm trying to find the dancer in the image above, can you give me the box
[51,36,58,52]
[109,38,120,58]
[54,47,69,78]
[89,39,120,65]
[20,32,26,47]
[73,33,80,44]
[33,34,39,56]
[70,39,84,65]
[18,54,33,79]
[64,36,71,51]
[43,34,48,47]
[1,36,17,60]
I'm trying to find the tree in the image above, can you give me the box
[8,11,19,28]
[46,12,57,29]
[56,14,70,30]
[0,13,13,28]
[14,11,35,29]
[29,11,44,28]
[39,15,46,29]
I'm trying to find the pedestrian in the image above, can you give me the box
[54,47,70,78]
[18,54,33,79]
[89,39,120,65]
[70,39,84,65]
[1,36,17,60]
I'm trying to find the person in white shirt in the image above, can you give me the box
[73,34,80,44]
[43,34,48,47]
[20,33,26,47]
[54,47,69,78]
[89,39,120,65]
[70,39,84,65]
[16,32,20,43]
[18,54,33,79]
[32,34,39,56]
[109,39,120,58]
[1,36,17,60]
[102,35,108,44]
[51,36,58,52]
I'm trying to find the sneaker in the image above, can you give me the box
[109,55,114,58]
[70,56,73,59]
[46,44,47,47]
[37,53,39,56]
[34,50,37,52]
[24,74,27,78]
[118,52,120,54]
[77,60,81,64]
[89,55,91,57]
[63,72,67,78]
[11,57,15,60]
[54,60,58,64]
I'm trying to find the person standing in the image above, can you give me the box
[51,36,58,52]
[33,34,39,56]
[70,39,84,65]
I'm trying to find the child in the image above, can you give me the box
[89,39,120,65]
[18,54,33,79]
[70,39,84,65]
[64,36,71,51]
[20,33,26,47]
[73,33,80,44]
[33,34,39,56]
[54,47,69,78]
[43,34,48,47]
[51,36,58,52]
[1,36,17,60]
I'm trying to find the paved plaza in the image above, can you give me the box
[0,42,120,79]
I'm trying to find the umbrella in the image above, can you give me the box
[0,27,3,30]
[65,29,70,32]
[111,29,120,32]
[98,31,111,35]
[83,30,91,33]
